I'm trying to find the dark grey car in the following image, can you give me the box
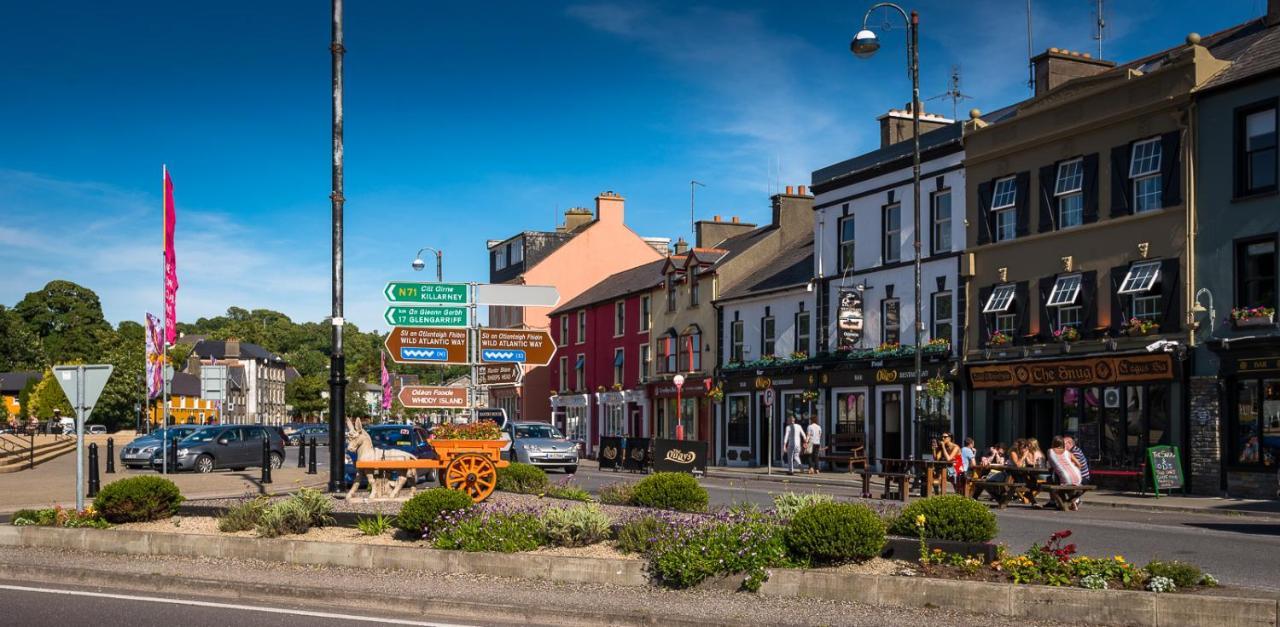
[152,425,286,473]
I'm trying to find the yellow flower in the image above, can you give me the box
[915,514,926,526]
[1114,555,1125,563]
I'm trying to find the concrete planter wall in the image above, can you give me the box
[0,525,1274,627]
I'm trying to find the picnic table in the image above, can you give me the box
[966,464,1055,508]
[914,459,956,498]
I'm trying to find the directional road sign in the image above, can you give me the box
[200,365,228,402]
[385,282,469,304]
[385,327,470,365]
[477,328,557,366]
[476,363,523,387]
[474,284,559,307]
[384,305,468,328]
[398,386,470,409]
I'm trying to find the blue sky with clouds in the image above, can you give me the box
[1,0,1267,332]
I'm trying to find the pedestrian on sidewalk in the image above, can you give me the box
[805,417,823,475]
[782,415,804,475]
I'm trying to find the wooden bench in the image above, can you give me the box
[818,432,866,472]
[859,459,914,502]
[969,479,1026,509]
[1043,484,1097,510]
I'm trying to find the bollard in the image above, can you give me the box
[307,437,317,475]
[298,436,306,468]
[87,443,101,498]
[106,437,116,474]
[261,433,273,484]
[169,437,180,474]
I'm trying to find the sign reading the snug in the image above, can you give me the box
[968,354,1173,389]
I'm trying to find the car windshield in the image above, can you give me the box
[370,427,415,448]
[514,424,564,439]
[180,428,224,444]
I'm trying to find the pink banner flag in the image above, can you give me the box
[145,312,164,400]
[381,350,392,411]
[163,167,179,346]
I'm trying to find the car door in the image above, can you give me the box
[239,427,263,466]
[213,427,241,468]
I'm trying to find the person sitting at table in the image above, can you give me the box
[1007,439,1028,467]
[981,442,1006,467]
[1026,438,1046,468]
[1063,434,1091,484]
[1047,436,1085,510]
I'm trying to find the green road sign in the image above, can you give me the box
[384,282,469,304]
[384,305,469,328]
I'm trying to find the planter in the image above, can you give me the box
[1233,314,1275,329]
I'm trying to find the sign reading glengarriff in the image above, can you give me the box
[384,305,469,328]
[384,282,468,304]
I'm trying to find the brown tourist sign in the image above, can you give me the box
[477,328,557,366]
[397,386,470,409]
[384,326,469,365]
[475,362,523,387]
[968,354,1174,389]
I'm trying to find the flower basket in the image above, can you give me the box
[1230,308,1275,328]
[1122,318,1160,337]
[1052,326,1081,343]
[431,420,502,441]
[987,331,1011,347]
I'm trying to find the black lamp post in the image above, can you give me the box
[327,0,348,493]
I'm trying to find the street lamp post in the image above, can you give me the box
[327,0,348,493]
[672,374,685,441]
[412,247,444,282]
[852,3,925,458]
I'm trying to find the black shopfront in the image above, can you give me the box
[1208,337,1280,497]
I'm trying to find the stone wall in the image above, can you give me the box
[1188,377,1222,495]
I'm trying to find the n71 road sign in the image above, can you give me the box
[385,282,468,304]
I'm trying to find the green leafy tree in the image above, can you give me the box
[286,373,327,418]
[95,327,145,431]
[0,305,44,370]
[17,378,37,421]
[28,367,73,420]
[13,280,111,364]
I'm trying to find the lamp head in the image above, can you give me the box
[850,29,880,58]
[411,258,426,271]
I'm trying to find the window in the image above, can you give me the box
[834,391,866,436]
[559,316,569,344]
[1236,238,1278,310]
[730,320,744,363]
[660,333,677,373]
[991,176,1017,209]
[690,274,700,306]
[1046,274,1082,307]
[982,283,1017,313]
[932,191,952,254]
[795,312,811,356]
[666,276,677,312]
[882,298,900,345]
[639,344,651,379]
[1133,294,1162,321]
[558,356,568,392]
[882,203,901,263]
[509,239,523,264]
[839,217,856,271]
[576,310,586,344]
[1118,261,1161,294]
[603,404,624,437]
[994,313,1017,335]
[678,330,702,371]
[640,295,651,331]
[932,292,953,344]
[1057,305,1083,329]
[761,317,776,357]
[614,301,625,337]
[1055,159,1084,228]
[494,247,507,270]
[575,354,586,390]
[613,348,625,385]
[1130,138,1163,213]
[1232,379,1280,467]
[1239,106,1278,196]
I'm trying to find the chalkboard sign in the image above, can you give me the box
[652,438,709,474]
[1146,445,1183,495]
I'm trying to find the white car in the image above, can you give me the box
[86,425,107,435]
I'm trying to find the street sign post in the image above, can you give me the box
[473,284,560,307]
[200,365,227,401]
[477,328,557,365]
[385,326,470,365]
[385,282,468,304]
[397,386,471,409]
[384,305,468,328]
[475,363,523,387]
[53,364,114,511]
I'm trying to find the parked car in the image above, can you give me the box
[151,424,286,473]
[506,421,578,473]
[86,425,107,435]
[290,424,329,446]
[120,426,204,470]
[343,423,435,487]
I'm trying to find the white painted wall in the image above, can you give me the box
[719,287,816,363]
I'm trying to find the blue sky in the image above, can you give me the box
[0,0,1267,332]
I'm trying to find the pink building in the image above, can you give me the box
[486,192,667,423]
[548,259,666,455]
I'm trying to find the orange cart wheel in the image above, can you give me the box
[444,453,498,502]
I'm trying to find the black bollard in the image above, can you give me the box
[168,437,180,474]
[298,436,306,468]
[261,433,273,484]
[87,443,101,498]
[307,437,317,475]
[105,437,116,474]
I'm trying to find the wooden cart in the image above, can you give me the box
[355,439,509,502]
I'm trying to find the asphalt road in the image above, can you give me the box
[571,466,1280,592]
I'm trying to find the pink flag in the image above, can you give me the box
[163,167,179,346]
[145,312,164,400]
[380,351,392,411]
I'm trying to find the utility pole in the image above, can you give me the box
[327,0,347,493]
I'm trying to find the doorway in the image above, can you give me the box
[1025,395,1055,449]
[725,394,752,466]
[879,388,904,459]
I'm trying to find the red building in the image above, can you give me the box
[548,259,666,456]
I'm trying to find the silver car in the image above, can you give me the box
[120,426,203,470]
[507,421,578,473]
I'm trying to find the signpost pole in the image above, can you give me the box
[75,365,85,511]
[469,282,478,423]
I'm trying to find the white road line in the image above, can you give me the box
[0,584,475,627]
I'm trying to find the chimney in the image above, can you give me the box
[1031,48,1115,97]
[225,338,240,359]
[696,215,756,247]
[674,238,689,255]
[561,207,594,233]
[595,190,625,224]
[771,185,814,244]
[877,103,953,148]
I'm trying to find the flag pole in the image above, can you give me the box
[161,164,168,474]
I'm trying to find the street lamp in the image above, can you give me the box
[412,247,444,282]
[672,374,685,441]
[851,3,926,459]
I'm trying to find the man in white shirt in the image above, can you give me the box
[782,415,804,475]
[805,417,823,475]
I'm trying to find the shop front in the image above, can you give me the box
[549,393,590,454]
[590,389,649,457]
[1207,339,1280,498]
[650,377,712,461]
[821,357,957,463]
[967,352,1183,480]
[719,371,818,467]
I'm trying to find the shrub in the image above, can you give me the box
[597,482,635,505]
[649,513,789,591]
[615,515,664,554]
[93,476,184,523]
[1144,560,1203,588]
[356,512,396,536]
[432,508,542,552]
[889,495,997,543]
[254,489,335,538]
[397,488,474,536]
[784,502,885,565]
[772,492,833,520]
[218,497,269,532]
[10,507,106,528]
[629,472,708,512]
[495,463,549,494]
[11,509,53,526]
[541,504,611,547]
[545,485,592,502]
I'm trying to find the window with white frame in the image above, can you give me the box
[982,283,1017,314]
[690,274,700,306]
[603,404,624,437]
[1047,273,1083,330]
[560,316,569,345]
[882,298,901,345]
[575,354,586,390]
[882,203,901,263]
[1058,305,1083,329]
[679,330,702,371]
[1130,138,1163,213]
[795,311,811,356]
[640,295,651,331]
[509,239,523,264]
[614,301,625,337]
[613,348,625,385]
[639,344,651,379]
[932,191,952,254]
[839,217,856,271]
[932,291,953,344]
[666,275,677,312]
[494,247,507,269]
[558,356,568,392]
[994,313,1017,335]
[577,310,586,344]
[1119,261,1162,322]
[1055,159,1084,228]
[761,317,776,357]
[991,176,1017,242]
[730,320,744,363]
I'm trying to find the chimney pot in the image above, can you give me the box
[798,185,808,196]
[713,215,721,222]
[731,216,740,224]
[786,185,794,195]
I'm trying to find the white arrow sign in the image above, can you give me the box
[474,284,559,307]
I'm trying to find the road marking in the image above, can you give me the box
[0,584,475,626]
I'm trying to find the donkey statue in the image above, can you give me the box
[345,418,419,501]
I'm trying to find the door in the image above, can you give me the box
[240,427,266,467]
[757,394,775,466]
[1025,397,1055,451]
[879,388,904,460]
[725,393,752,466]
[217,427,244,467]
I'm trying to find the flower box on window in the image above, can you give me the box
[1122,318,1160,337]
[987,331,1011,347]
[1052,326,1081,343]
[1230,307,1275,328]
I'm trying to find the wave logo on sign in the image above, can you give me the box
[401,348,447,361]
[482,349,526,363]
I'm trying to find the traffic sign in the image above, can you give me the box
[477,328,557,366]
[385,327,470,365]
[384,305,469,328]
[476,363,523,387]
[474,284,559,307]
[763,388,775,406]
[385,282,468,304]
[398,386,470,409]
[200,365,228,402]
[54,364,114,420]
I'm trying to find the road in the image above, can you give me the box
[571,466,1280,592]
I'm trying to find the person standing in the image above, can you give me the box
[805,417,823,475]
[782,415,804,475]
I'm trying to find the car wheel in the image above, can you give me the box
[564,465,577,474]
[269,452,284,469]
[195,455,215,474]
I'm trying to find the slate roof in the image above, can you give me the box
[0,371,40,394]
[704,225,775,272]
[191,340,285,364]
[716,235,815,302]
[170,372,202,397]
[812,122,964,189]
[550,259,667,315]
[1200,21,1280,91]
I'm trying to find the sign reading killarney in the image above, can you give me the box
[384,282,468,304]
[384,305,468,328]
[385,327,470,365]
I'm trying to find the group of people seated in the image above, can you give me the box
[932,434,1092,510]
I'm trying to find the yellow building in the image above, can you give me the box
[0,372,40,423]
[148,372,220,425]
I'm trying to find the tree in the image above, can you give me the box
[286,373,327,418]
[27,367,73,420]
[95,327,145,431]
[13,280,111,364]
[16,377,36,421]
[0,305,43,371]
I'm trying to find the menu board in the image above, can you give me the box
[1146,445,1183,495]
